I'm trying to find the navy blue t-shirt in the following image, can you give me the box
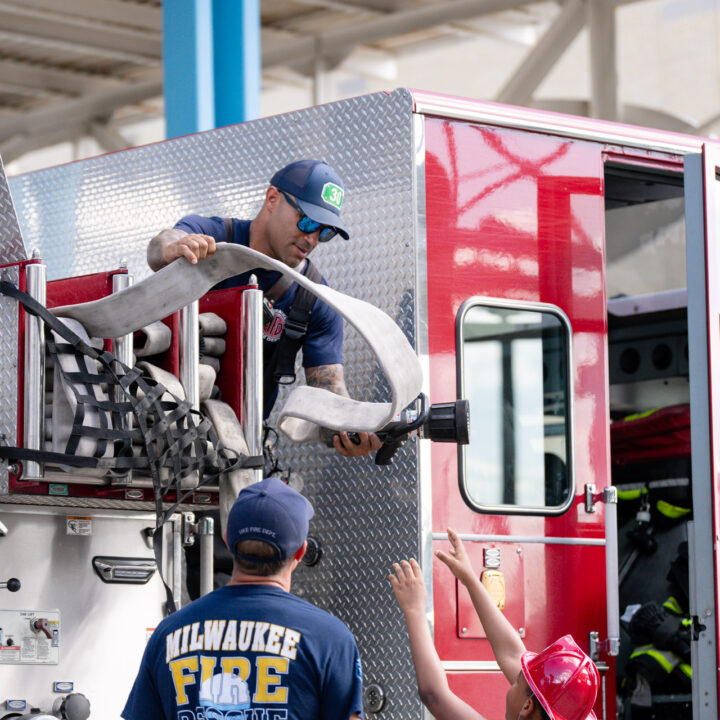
[122,584,364,720]
[176,215,343,415]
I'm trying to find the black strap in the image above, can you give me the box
[223,217,233,244]
[267,260,322,392]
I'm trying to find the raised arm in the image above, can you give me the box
[147,227,216,271]
[436,528,526,683]
[389,559,487,720]
[304,363,382,458]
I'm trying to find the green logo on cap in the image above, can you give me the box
[322,183,344,210]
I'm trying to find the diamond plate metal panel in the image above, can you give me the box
[0,264,19,495]
[9,89,424,717]
[0,155,26,265]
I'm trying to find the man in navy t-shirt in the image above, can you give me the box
[147,159,380,458]
[123,477,364,720]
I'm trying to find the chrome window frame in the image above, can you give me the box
[456,296,575,516]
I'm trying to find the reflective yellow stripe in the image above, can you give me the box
[630,645,676,674]
[656,499,691,519]
[623,408,660,422]
[663,596,684,615]
[617,488,643,501]
[679,662,693,679]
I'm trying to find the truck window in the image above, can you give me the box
[457,299,573,514]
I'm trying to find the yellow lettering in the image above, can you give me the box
[222,620,238,651]
[169,655,199,705]
[238,621,254,651]
[166,628,181,662]
[204,620,226,651]
[200,655,216,685]
[189,622,204,651]
[280,629,301,660]
[251,622,270,652]
[265,624,284,655]
[221,655,251,681]
[253,657,289,703]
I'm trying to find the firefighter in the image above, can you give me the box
[390,528,599,720]
[146,158,381,459]
[123,477,363,720]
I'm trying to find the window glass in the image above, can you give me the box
[458,302,572,513]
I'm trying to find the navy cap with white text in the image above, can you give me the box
[226,477,314,562]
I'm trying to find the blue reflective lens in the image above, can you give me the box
[281,191,338,242]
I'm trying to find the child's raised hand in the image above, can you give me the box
[389,559,427,616]
[436,527,476,586]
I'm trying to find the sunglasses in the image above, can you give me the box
[280,190,338,243]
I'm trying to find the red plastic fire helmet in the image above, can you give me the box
[520,635,599,720]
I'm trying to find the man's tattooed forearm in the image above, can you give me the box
[305,364,349,397]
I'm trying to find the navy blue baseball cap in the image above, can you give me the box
[226,477,314,562]
[271,159,350,239]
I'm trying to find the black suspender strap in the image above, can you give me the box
[223,217,233,243]
[270,259,322,386]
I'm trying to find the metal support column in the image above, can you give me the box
[242,276,264,484]
[112,266,134,485]
[587,0,618,121]
[162,0,215,138]
[163,0,260,138]
[213,0,260,125]
[180,300,200,490]
[23,258,46,481]
[199,516,215,597]
[495,0,585,107]
[313,38,328,106]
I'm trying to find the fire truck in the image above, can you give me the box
[0,87,717,719]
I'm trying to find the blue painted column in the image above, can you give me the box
[163,0,215,138]
[163,0,260,138]
[213,0,261,126]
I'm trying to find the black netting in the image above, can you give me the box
[0,281,261,517]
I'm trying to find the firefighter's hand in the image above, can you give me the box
[332,431,382,458]
[163,233,216,265]
[436,527,475,587]
[149,228,218,270]
[389,559,427,616]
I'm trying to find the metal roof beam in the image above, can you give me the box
[531,98,701,134]
[88,121,131,153]
[0,80,162,143]
[262,0,541,67]
[0,2,161,60]
[3,0,163,31]
[0,29,159,66]
[282,0,414,11]
[0,59,123,96]
[495,0,585,106]
[0,126,84,165]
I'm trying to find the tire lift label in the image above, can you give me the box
[0,609,60,664]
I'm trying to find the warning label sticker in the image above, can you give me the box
[0,646,20,663]
[66,517,92,536]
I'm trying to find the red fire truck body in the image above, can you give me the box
[0,88,717,719]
